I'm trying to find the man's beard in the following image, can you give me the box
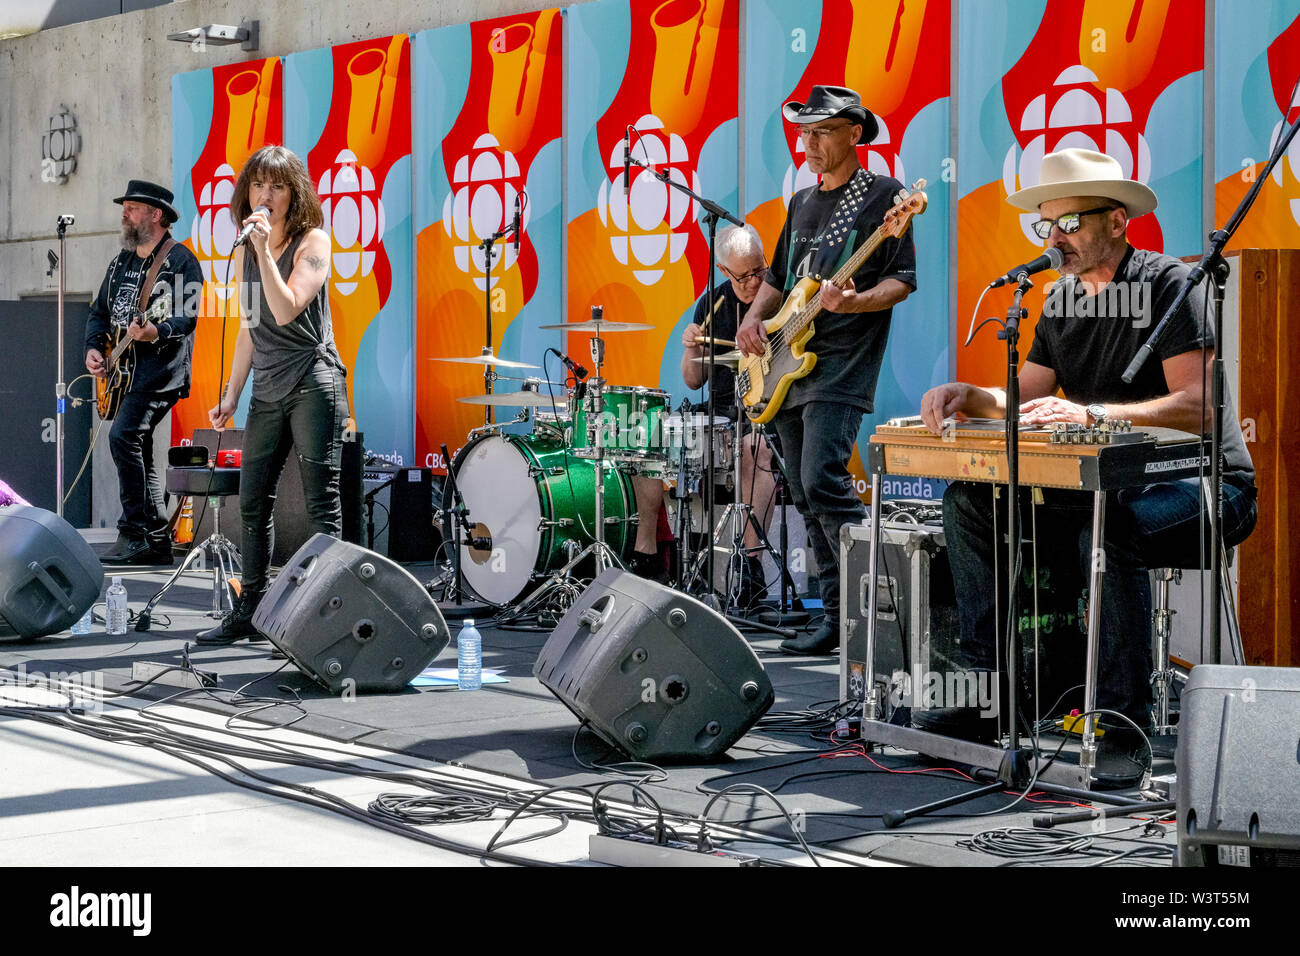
[120,220,148,250]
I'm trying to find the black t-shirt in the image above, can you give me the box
[687,279,745,415]
[1026,246,1254,484]
[764,170,917,411]
[85,235,202,396]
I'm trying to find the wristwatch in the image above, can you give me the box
[1085,403,1108,426]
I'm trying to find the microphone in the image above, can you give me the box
[623,127,631,198]
[987,246,1064,289]
[558,352,588,381]
[470,535,493,551]
[233,206,270,248]
[511,192,522,253]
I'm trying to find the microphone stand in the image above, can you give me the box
[626,149,741,608]
[1121,106,1300,666]
[54,213,74,517]
[475,217,521,427]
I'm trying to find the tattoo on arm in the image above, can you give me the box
[305,254,329,273]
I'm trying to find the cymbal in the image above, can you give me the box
[458,391,569,408]
[430,354,540,369]
[537,320,654,332]
[690,350,745,368]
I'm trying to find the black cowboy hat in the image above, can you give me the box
[114,179,178,225]
[781,85,879,145]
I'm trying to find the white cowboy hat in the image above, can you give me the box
[1007,148,1158,218]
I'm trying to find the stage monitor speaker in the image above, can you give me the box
[534,568,774,762]
[0,505,103,638]
[1177,665,1300,866]
[251,534,450,694]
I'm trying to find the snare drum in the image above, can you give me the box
[447,433,634,605]
[569,385,671,462]
[662,413,734,478]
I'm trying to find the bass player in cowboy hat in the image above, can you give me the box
[736,84,917,655]
[914,148,1256,785]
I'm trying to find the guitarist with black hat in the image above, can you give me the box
[736,85,918,655]
[85,179,202,565]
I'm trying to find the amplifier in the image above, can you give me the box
[840,515,1085,722]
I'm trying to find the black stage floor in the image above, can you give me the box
[0,546,1181,867]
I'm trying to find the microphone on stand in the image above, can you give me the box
[557,352,588,382]
[511,192,522,254]
[987,246,1064,289]
[233,206,270,247]
[623,127,632,198]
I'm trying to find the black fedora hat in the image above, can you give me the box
[114,179,178,225]
[781,85,879,144]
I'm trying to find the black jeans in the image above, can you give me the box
[771,401,867,618]
[944,477,1258,729]
[110,390,180,545]
[239,361,348,595]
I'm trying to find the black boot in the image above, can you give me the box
[101,533,153,565]
[627,549,669,584]
[195,591,266,645]
[779,617,838,655]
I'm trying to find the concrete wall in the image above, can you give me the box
[0,0,580,527]
[0,0,574,302]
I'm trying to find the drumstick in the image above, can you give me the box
[699,294,725,335]
[693,336,736,348]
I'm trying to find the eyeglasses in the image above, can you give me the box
[797,122,855,142]
[722,265,765,284]
[1030,206,1118,239]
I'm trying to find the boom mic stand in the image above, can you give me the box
[626,135,741,608]
[1122,90,1300,667]
[474,208,523,426]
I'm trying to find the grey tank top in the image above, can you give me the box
[244,232,344,402]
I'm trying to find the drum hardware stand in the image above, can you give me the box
[475,205,523,426]
[439,441,480,608]
[501,309,628,618]
[753,424,808,627]
[626,145,742,609]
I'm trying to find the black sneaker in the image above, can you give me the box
[737,555,767,609]
[627,549,669,584]
[195,592,266,645]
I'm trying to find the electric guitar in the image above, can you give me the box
[95,293,171,420]
[738,180,928,424]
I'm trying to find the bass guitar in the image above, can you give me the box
[738,180,927,424]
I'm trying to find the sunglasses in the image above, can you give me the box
[1030,206,1118,239]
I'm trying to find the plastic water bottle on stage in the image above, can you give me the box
[106,577,128,635]
[458,619,482,691]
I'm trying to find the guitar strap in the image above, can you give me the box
[808,167,875,280]
[136,237,177,314]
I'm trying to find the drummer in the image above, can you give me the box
[628,224,777,593]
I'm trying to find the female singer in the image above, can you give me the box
[198,145,348,644]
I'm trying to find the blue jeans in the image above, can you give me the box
[944,476,1257,728]
[771,401,867,618]
[239,361,348,595]
[110,389,180,545]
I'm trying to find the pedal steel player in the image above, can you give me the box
[916,149,1256,785]
[736,86,917,655]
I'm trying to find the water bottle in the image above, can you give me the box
[457,619,482,691]
[106,577,129,636]
[71,606,93,635]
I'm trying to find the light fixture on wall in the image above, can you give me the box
[167,17,258,52]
